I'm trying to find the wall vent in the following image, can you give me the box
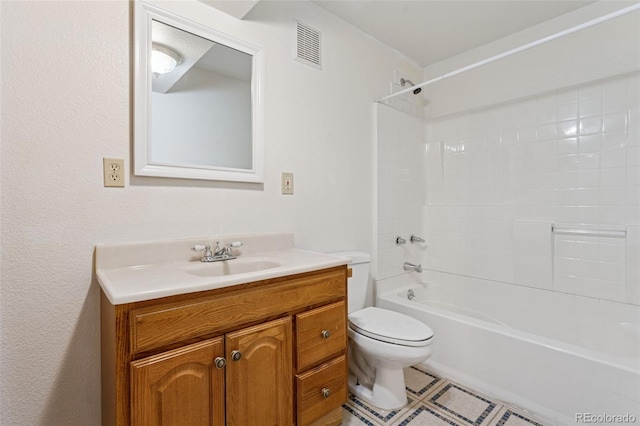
[295,21,321,70]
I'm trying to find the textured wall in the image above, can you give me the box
[0,1,419,424]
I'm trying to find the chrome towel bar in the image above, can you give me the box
[551,226,626,239]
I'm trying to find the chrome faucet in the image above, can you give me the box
[192,241,243,262]
[407,289,415,300]
[213,241,243,258]
[403,262,422,273]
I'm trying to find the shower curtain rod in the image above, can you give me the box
[377,2,640,103]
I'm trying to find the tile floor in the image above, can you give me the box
[341,365,546,426]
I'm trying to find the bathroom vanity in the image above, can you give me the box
[97,234,350,426]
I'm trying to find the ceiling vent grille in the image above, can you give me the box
[295,21,321,70]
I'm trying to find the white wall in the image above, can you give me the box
[417,3,640,305]
[152,68,252,168]
[423,2,640,119]
[375,103,426,281]
[374,3,639,306]
[0,1,419,424]
[424,73,640,305]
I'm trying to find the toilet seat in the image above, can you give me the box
[348,307,433,347]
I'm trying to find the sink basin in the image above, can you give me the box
[183,257,284,277]
[96,233,352,304]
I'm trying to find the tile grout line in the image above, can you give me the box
[342,366,547,425]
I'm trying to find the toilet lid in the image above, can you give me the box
[349,307,434,347]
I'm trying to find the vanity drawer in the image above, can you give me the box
[296,301,346,371]
[129,268,346,354]
[296,355,347,426]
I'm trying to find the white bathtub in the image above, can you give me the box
[377,272,640,425]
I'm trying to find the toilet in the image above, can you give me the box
[333,251,434,410]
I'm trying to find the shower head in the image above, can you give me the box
[400,78,422,95]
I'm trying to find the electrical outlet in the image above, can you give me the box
[103,158,125,188]
[281,172,294,195]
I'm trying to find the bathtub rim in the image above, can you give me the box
[378,285,640,376]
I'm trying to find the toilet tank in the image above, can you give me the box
[331,251,370,314]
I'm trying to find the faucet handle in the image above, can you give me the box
[192,244,214,262]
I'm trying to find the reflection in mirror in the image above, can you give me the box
[134,2,264,182]
[151,21,252,170]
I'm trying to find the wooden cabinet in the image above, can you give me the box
[296,356,347,426]
[295,301,348,425]
[225,317,293,425]
[296,301,346,371]
[130,338,225,426]
[101,266,348,426]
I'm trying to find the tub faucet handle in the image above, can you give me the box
[410,235,425,243]
[396,236,407,245]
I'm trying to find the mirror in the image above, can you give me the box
[134,2,264,182]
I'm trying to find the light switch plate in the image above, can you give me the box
[281,172,294,195]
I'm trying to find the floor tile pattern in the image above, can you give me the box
[341,366,546,426]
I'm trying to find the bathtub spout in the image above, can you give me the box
[403,262,422,273]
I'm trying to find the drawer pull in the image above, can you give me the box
[214,357,226,369]
[321,387,331,398]
[321,330,331,339]
[231,350,242,361]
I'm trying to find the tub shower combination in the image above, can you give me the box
[371,4,640,423]
[377,271,640,425]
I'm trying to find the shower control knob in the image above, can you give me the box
[321,388,331,398]
[231,350,242,361]
[321,330,331,339]
[214,357,226,369]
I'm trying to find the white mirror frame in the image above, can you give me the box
[133,1,265,183]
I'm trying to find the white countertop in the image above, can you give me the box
[95,233,350,305]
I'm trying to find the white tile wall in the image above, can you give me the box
[513,221,552,289]
[626,226,640,304]
[553,230,627,301]
[421,72,640,304]
[376,103,425,280]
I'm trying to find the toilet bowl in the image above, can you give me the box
[348,306,433,409]
[331,251,435,410]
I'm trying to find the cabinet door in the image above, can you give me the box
[225,317,293,426]
[130,337,225,426]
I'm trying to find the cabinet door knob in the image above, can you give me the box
[214,357,226,369]
[321,388,331,398]
[231,350,242,361]
[321,330,331,339]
